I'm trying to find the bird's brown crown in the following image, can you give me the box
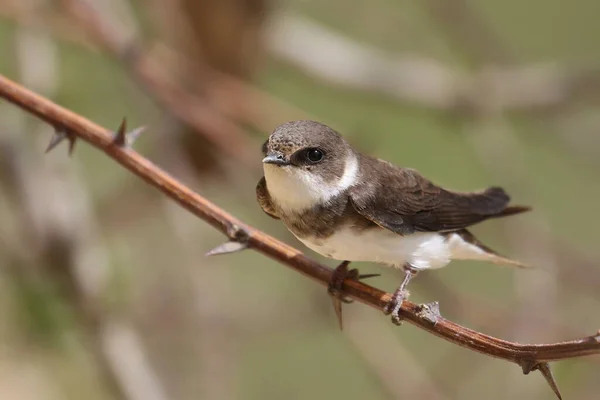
[263,120,348,158]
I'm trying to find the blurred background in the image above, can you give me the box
[1,0,599,399]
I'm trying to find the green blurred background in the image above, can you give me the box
[1,0,599,399]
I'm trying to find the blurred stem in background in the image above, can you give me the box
[149,0,269,176]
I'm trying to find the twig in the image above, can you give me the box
[1,73,599,393]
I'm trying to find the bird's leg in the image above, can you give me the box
[383,264,419,325]
[328,261,380,330]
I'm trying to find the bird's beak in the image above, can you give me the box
[262,153,290,166]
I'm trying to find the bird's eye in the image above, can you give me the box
[305,148,324,163]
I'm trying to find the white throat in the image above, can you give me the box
[264,153,359,213]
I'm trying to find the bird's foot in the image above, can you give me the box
[383,288,409,325]
[328,261,380,329]
[383,265,418,325]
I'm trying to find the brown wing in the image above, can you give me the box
[349,159,529,235]
[256,176,280,220]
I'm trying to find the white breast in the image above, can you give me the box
[295,226,453,270]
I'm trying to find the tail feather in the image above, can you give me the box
[479,251,532,269]
[492,205,532,219]
[449,229,533,269]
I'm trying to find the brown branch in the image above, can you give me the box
[1,73,599,390]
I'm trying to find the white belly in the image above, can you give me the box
[295,226,456,270]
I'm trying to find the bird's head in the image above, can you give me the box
[262,120,358,212]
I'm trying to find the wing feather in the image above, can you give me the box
[256,176,280,220]
[349,158,529,234]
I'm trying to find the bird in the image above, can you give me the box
[256,120,531,326]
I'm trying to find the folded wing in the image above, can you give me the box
[349,162,529,235]
[256,176,280,220]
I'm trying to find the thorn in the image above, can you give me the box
[520,361,562,400]
[45,127,76,156]
[45,128,66,153]
[205,241,248,256]
[331,296,344,330]
[328,261,354,331]
[358,273,380,280]
[537,363,563,400]
[113,118,128,146]
[126,126,146,146]
[112,118,146,147]
[328,265,379,331]
[67,135,76,156]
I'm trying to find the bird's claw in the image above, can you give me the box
[328,262,379,303]
[383,292,407,325]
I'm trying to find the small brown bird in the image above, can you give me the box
[256,120,530,325]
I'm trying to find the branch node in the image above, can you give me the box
[112,118,145,148]
[46,127,77,156]
[205,240,248,257]
[415,301,441,325]
[226,222,250,243]
[519,359,537,375]
[205,223,250,256]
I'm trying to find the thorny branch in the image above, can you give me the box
[1,74,599,399]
